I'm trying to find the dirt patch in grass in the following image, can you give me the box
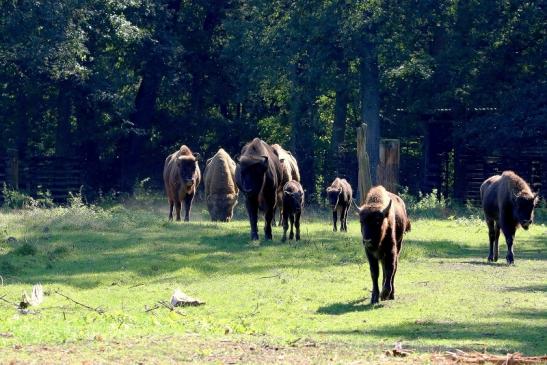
[1,335,442,364]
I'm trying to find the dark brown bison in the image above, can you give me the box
[281,180,304,242]
[271,144,301,226]
[358,186,410,304]
[236,138,283,240]
[480,171,539,264]
[163,145,201,221]
[204,148,239,222]
[326,178,352,232]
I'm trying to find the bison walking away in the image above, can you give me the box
[281,180,304,242]
[271,144,300,226]
[480,171,539,264]
[163,145,201,222]
[359,186,410,304]
[236,138,283,240]
[326,178,352,232]
[204,148,239,222]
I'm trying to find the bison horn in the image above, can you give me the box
[382,199,392,217]
[261,155,269,166]
[193,152,200,161]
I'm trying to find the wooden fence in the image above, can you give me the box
[0,151,83,202]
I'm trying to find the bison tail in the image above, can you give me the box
[405,220,411,232]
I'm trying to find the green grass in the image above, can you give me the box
[0,202,545,362]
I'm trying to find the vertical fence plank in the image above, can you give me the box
[356,123,372,205]
[378,139,400,193]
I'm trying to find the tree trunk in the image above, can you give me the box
[331,58,348,177]
[360,42,380,185]
[55,80,73,157]
[356,123,372,205]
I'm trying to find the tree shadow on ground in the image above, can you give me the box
[318,319,546,355]
[316,297,383,315]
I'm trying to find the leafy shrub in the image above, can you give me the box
[399,187,448,218]
[2,183,55,209]
[2,183,35,209]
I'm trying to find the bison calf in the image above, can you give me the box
[359,186,410,304]
[163,145,201,222]
[480,171,539,264]
[326,178,352,232]
[281,181,304,242]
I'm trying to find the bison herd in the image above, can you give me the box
[163,139,539,304]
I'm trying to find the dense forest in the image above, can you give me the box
[1,0,545,201]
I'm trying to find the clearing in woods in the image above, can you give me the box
[0,201,545,363]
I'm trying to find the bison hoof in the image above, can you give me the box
[333,227,337,232]
[494,256,498,262]
[487,255,494,262]
[370,292,379,304]
[251,232,259,240]
[380,290,391,301]
[289,233,294,240]
[506,255,514,265]
[296,235,300,241]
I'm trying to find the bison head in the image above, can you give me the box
[326,187,341,210]
[359,199,392,248]
[513,192,539,230]
[237,156,268,196]
[177,153,199,187]
[284,190,304,213]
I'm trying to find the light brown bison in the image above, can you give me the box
[359,186,410,304]
[163,145,201,221]
[326,178,352,232]
[480,171,539,264]
[236,138,283,240]
[271,144,300,225]
[204,148,239,222]
[281,180,304,242]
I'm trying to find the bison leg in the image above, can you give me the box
[282,211,289,242]
[341,205,349,232]
[487,219,496,262]
[264,206,274,240]
[493,222,500,262]
[380,256,395,301]
[366,250,380,304]
[501,222,516,264]
[245,197,259,240]
[183,193,194,222]
[289,214,294,240]
[332,210,338,232]
[168,200,174,221]
[295,211,301,241]
[175,200,182,221]
[389,257,398,300]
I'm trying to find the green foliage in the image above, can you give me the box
[13,242,37,256]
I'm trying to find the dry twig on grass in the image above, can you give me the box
[54,290,105,314]
[438,349,547,364]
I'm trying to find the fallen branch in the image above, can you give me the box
[129,283,145,289]
[54,290,105,314]
[0,294,18,307]
[438,350,547,364]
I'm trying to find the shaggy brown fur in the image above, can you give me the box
[271,144,301,225]
[235,138,283,240]
[359,186,410,304]
[204,148,239,222]
[326,178,353,232]
[281,180,304,242]
[163,145,201,221]
[480,171,538,264]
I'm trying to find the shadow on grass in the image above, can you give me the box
[504,284,547,292]
[316,297,382,315]
[319,320,547,355]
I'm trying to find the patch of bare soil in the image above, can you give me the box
[0,335,444,364]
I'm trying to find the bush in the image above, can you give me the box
[399,187,449,218]
[2,183,56,209]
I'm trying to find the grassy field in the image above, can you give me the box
[0,199,545,363]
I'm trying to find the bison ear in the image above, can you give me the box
[382,199,392,217]
[261,155,269,167]
[193,152,200,161]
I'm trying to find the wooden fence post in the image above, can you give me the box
[6,148,19,189]
[356,124,372,205]
[377,139,400,193]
